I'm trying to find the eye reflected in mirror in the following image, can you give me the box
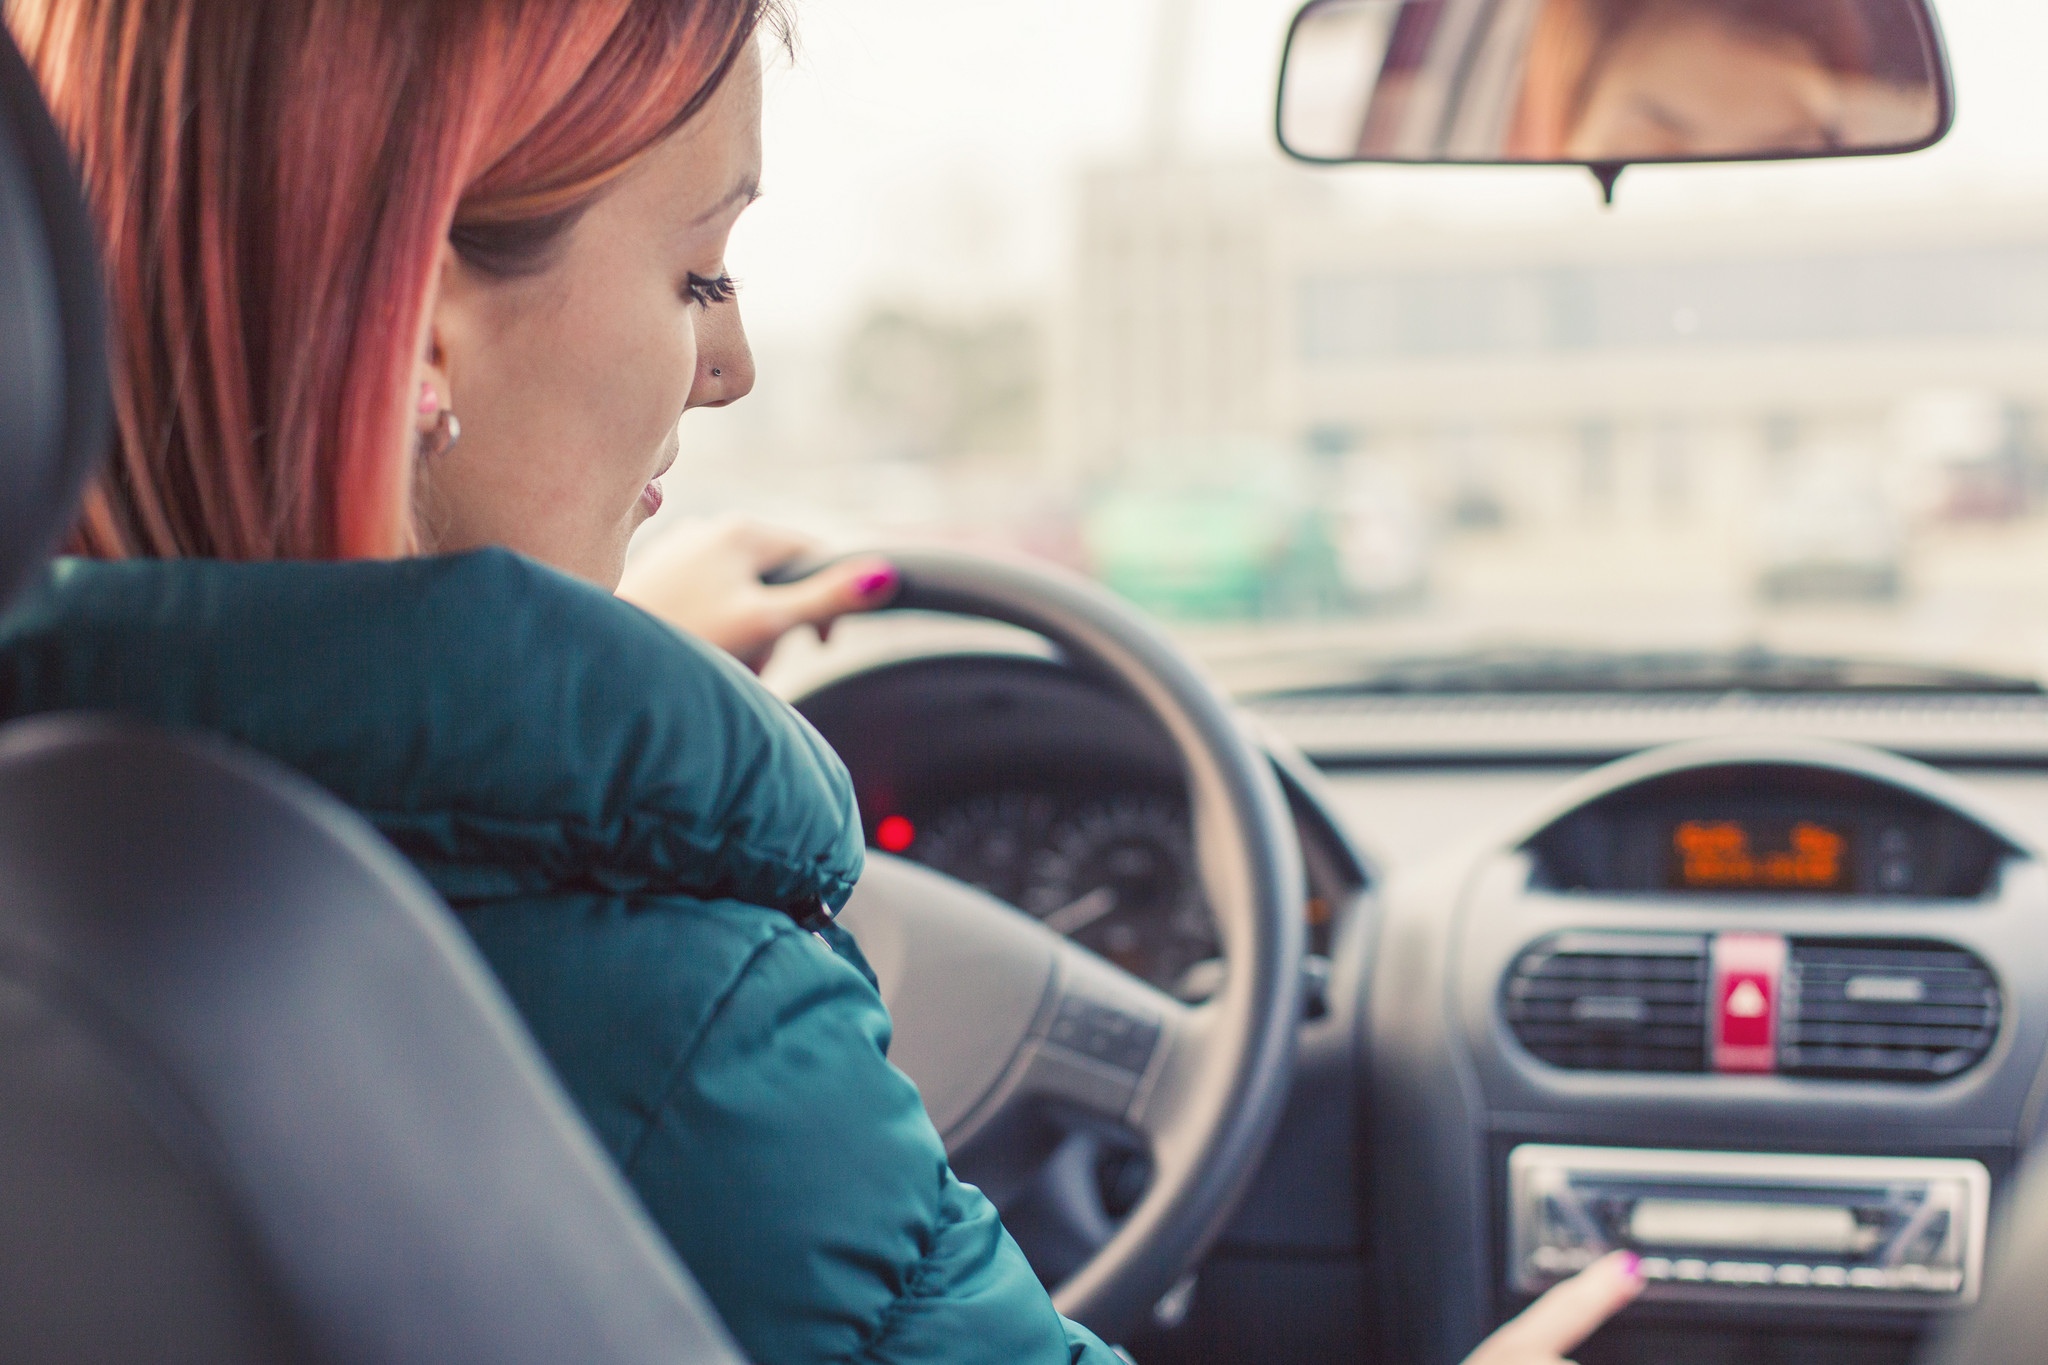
[1277,0,1951,172]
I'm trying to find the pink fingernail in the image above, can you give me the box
[1617,1251,1641,1280]
[854,565,899,598]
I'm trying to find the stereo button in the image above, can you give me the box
[1773,1264,1813,1286]
[1672,1259,1709,1282]
[1638,1258,1672,1281]
[1810,1266,1849,1288]
[1530,1245,1596,1275]
[1849,1268,1892,1289]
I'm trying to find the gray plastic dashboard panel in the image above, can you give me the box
[1456,739,2048,1133]
[1462,856,2048,1131]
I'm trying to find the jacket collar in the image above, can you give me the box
[0,549,865,912]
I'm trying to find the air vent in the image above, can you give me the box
[1504,933,1708,1073]
[1781,940,2000,1082]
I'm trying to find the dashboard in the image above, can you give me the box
[787,645,2048,1365]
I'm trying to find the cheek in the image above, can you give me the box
[589,298,697,467]
[447,288,696,556]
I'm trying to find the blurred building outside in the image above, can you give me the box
[1050,155,2048,643]
[660,162,2048,676]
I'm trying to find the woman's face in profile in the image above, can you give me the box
[417,43,764,588]
[1566,12,1844,161]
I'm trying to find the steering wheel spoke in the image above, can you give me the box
[839,852,1201,1152]
[1032,945,1229,1191]
[1007,935,1201,1140]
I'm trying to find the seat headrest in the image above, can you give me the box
[0,29,106,608]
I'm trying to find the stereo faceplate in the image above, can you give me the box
[1508,1145,1989,1310]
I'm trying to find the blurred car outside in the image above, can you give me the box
[1080,437,1437,624]
[1753,458,1908,604]
[1332,455,1433,608]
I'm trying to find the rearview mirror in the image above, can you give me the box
[1276,0,1953,196]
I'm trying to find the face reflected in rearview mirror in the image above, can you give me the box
[1277,0,1952,173]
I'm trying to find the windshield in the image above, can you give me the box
[656,0,2048,695]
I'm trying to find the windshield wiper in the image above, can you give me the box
[1246,646,2045,699]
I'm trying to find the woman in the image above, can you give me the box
[1507,0,1927,162]
[1,2,1639,1362]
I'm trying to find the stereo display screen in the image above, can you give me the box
[1669,818,1852,893]
[1524,764,2013,898]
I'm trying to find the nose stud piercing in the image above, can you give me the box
[710,367,723,377]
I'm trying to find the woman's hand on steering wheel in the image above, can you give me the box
[1460,1252,1645,1365]
[618,517,899,670]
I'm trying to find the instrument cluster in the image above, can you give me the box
[871,787,1221,995]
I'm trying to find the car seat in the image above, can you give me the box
[0,29,746,1365]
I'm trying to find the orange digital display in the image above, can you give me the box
[1671,819,1850,892]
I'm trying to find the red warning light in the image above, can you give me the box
[875,815,916,853]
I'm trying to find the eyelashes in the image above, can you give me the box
[685,272,739,308]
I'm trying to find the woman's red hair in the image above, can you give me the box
[7,0,772,559]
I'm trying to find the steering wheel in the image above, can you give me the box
[823,549,1306,1341]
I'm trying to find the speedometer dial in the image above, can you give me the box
[906,791,1061,907]
[1023,794,1218,988]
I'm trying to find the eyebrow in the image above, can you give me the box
[691,177,762,228]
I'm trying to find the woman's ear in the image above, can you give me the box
[414,244,462,446]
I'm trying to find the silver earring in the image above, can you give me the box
[420,410,462,459]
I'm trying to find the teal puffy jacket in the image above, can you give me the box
[0,548,1119,1365]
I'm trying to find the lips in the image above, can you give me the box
[640,449,677,517]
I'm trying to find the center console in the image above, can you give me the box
[1365,738,2048,1365]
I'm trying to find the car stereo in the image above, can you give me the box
[1507,1145,1989,1309]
